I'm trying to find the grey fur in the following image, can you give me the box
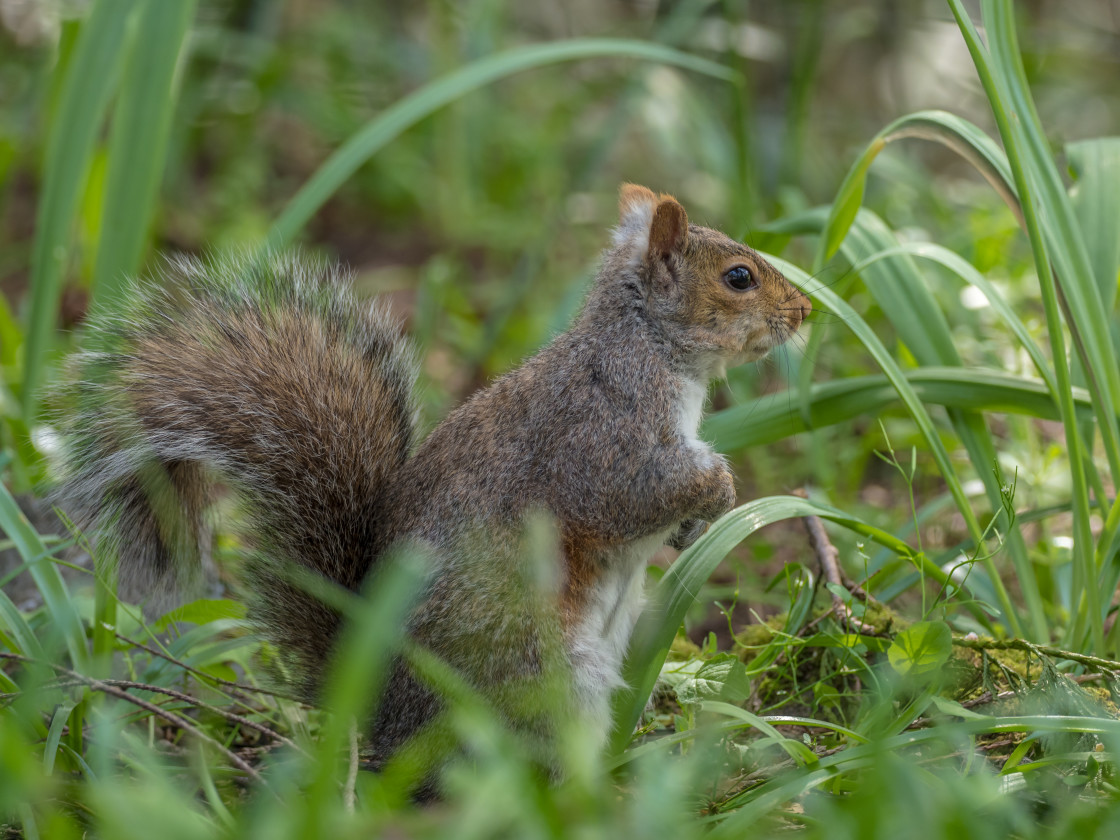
[55,189,811,785]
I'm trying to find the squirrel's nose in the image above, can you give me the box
[790,292,812,331]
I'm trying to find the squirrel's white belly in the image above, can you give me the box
[566,529,668,747]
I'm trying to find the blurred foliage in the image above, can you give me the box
[3,0,1120,837]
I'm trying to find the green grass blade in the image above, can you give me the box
[772,255,1019,629]
[815,109,1017,266]
[797,206,1041,638]
[22,0,134,417]
[43,701,77,775]
[855,242,1056,394]
[1067,138,1120,313]
[1065,138,1120,591]
[986,5,1120,505]
[0,586,46,661]
[611,495,947,755]
[92,0,196,306]
[950,0,1103,651]
[301,551,424,830]
[704,368,1091,451]
[840,211,960,365]
[984,1,1120,428]
[0,482,88,671]
[268,38,736,245]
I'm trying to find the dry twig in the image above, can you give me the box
[794,489,876,635]
[0,651,268,786]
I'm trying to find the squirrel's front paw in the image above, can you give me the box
[693,464,736,523]
[668,518,708,550]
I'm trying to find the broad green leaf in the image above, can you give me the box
[887,620,952,677]
[672,654,752,706]
[153,598,247,632]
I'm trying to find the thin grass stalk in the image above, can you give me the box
[947,0,1101,651]
[772,256,1019,630]
[92,0,196,305]
[805,114,1048,638]
[22,0,133,420]
[984,3,1120,511]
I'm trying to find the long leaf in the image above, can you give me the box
[949,0,1103,652]
[0,482,88,671]
[612,495,935,755]
[23,0,134,416]
[268,38,736,245]
[816,109,1018,266]
[92,0,196,305]
[704,368,1092,452]
[1067,138,1120,313]
[855,243,1056,394]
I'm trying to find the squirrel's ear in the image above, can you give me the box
[648,196,687,260]
[614,184,688,262]
[618,183,658,230]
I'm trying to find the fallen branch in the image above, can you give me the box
[951,637,1120,674]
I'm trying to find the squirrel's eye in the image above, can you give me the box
[724,265,757,291]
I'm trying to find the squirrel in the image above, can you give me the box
[58,184,810,779]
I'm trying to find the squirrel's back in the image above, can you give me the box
[59,252,417,696]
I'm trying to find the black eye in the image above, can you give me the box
[724,265,757,291]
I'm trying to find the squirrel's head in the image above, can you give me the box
[610,183,811,376]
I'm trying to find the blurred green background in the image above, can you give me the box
[4,1,1120,837]
[4,0,1115,567]
[2,0,1112,412]
[3,0,1120,666]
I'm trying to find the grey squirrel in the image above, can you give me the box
[59,184,810,775]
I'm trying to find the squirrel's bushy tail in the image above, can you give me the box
[58,252,417,696]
